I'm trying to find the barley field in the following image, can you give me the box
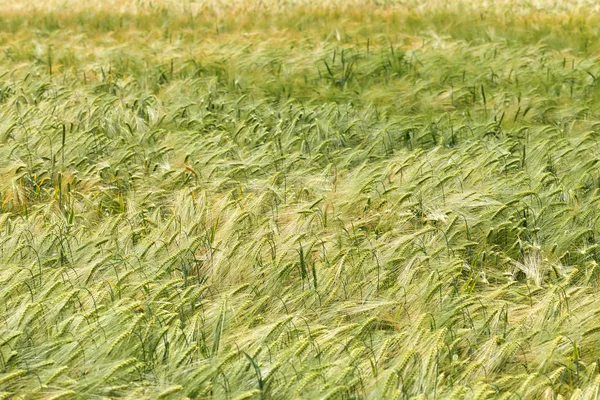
[1,1,600,399]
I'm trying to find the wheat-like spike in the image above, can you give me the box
[232,390,260,400]
[294,339,310,357]
[0,370,26,385]
[104,358,137,380]
[44,366,69,385]
[156,385,183,399]
[295,372,321,394]
[46,391,76,400]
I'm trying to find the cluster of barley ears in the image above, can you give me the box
[2,1,600,399]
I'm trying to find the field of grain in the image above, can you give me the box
[2,1,600,399]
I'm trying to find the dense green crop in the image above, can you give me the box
[2,1,600,398]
